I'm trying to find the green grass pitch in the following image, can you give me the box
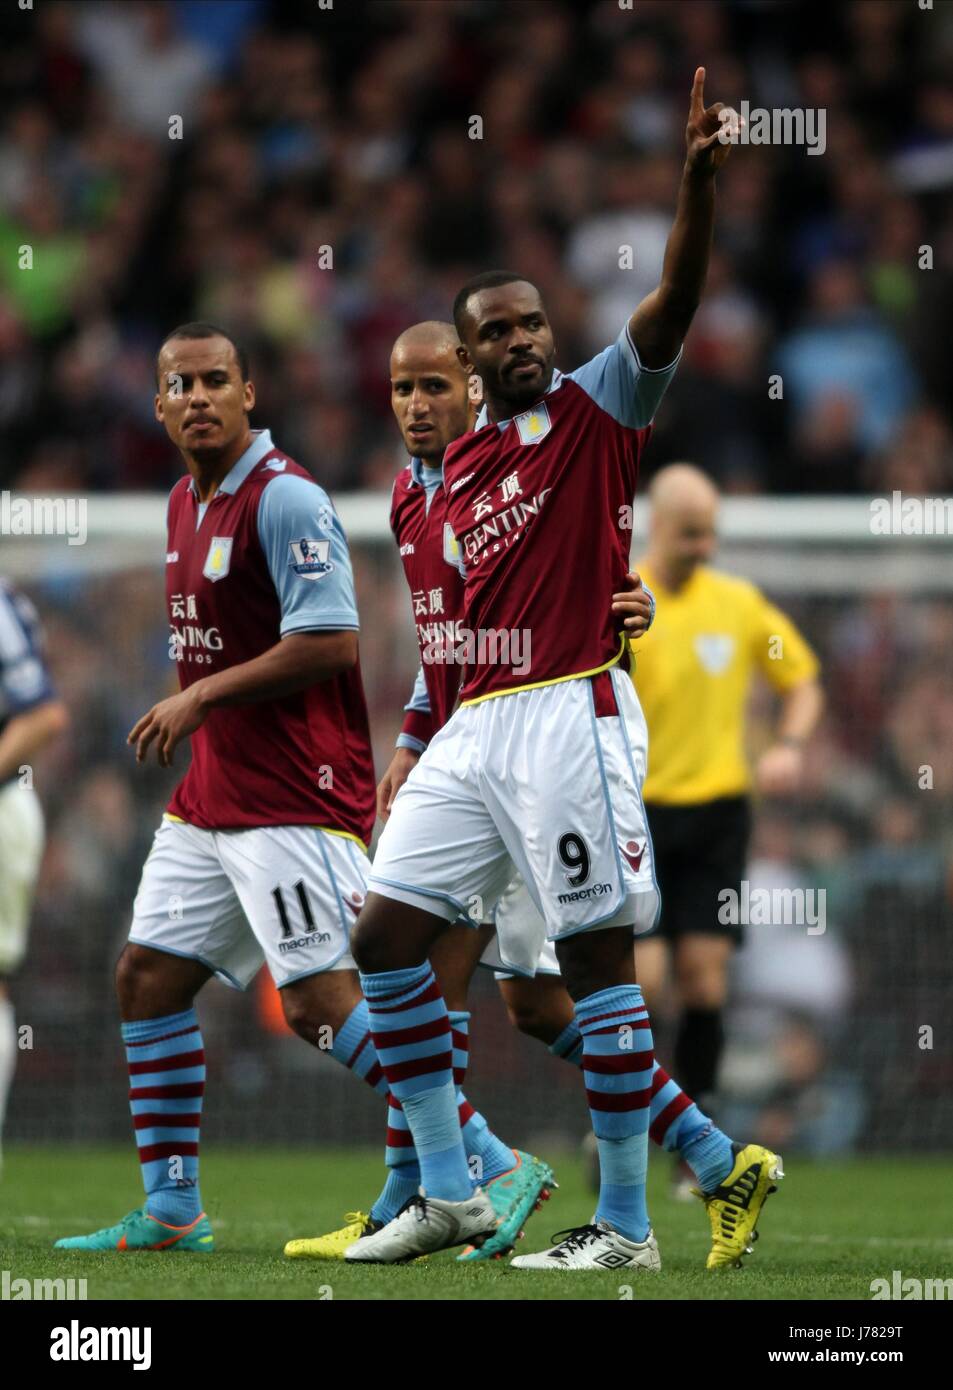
[2,1146,951,1301]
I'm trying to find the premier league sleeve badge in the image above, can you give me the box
[289,537,334,580]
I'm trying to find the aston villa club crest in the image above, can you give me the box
[203,536,233,582]
[694,633,735,674]
[514,402,551,445]
[443,522,465,575]
[289,537,334,580]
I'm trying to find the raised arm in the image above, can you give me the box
[628,67,739,369]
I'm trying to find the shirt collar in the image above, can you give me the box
[474,369,564,432]
[189,429,274,498]
[410,456,443,488]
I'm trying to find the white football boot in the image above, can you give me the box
[344,1189,499,1263]
[509,1220,661,1271]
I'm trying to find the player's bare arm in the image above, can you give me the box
[628,67,740,369]
[0,699,70,784]
[128,630,357,767]
[756,676,824,796]
[377,746,420,822]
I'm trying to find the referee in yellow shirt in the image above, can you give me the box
[629,464,823,1183]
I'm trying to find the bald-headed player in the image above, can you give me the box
[287,322,568,1262]
[632,464,823,1192]
[55,322,523,1255]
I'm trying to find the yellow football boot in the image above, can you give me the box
[696,1142,784,1269]
[284,1211,375,1259]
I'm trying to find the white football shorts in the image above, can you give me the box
[479,872,560,979]
[369,667,660,949]
[0,781,46,975]
[128,816,367,989]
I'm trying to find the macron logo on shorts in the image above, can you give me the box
[557,883,612,905]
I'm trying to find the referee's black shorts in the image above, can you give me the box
[642,795,751,945]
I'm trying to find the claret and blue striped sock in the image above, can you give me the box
[371,1095,423,1223]
[361,963,471,1201]
[375,1020,516,1217]
[330,999,389,1095]
[370,1152,422,1226]
[577,985,654,1243]
[648,1063,733,1189]
[673,1111,735,1193]
[549,1019,584,1067]
[450,1010,517,1184]
[327,1000,420,1226]
[123,1009,205,1227]
[549,1018,733,1188]
[335,1000,513,1222]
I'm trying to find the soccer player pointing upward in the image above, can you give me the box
[346,70,779,1270]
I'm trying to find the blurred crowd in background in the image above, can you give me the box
[2,0,953,497]
[3,0,953,1152]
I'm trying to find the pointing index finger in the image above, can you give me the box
[691,66,706,117]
